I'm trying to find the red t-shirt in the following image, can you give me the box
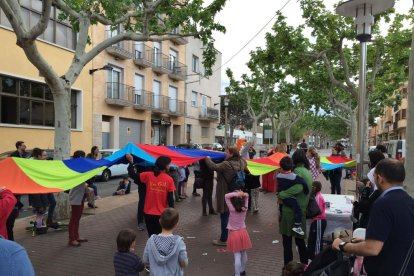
[140,172,175,216]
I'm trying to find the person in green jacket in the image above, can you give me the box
[278,150,312,265]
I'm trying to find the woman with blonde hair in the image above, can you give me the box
[307,147,321,181]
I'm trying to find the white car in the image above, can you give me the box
[96,149,129,182]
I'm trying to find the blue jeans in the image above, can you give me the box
[220,212,229,242]
[47,193,56,223]
[283,197,302,225]
[137,184,146,225]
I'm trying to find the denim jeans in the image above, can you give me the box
[47,193,56,223]
[220,212,229,242]
[137,184,146,225]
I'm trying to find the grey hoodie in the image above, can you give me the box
[143,234,188,276]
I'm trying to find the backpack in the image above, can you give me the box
[223,160,246,192]
[306,193,322,219]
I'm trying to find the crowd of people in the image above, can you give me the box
[0,139,413,276]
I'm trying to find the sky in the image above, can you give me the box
[206,0,413,94]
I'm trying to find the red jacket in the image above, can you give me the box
[0,189,17,239]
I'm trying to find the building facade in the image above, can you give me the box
[0,2,93,154]
[372,84,407,145]
[184,37,221,145]
[90,25,188,148]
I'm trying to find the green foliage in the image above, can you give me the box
[297,113,348,141]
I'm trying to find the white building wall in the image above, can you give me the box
[185,37,221,144]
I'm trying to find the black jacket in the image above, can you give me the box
[245,173,261,190]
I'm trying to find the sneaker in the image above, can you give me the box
[192,192,201,196]
[292,226,304,236]
[95,196,102,200]
[138,223,145,231]
[212,239,227,246]
[145,266,150,273]
[35,227,48,235]
[253,209,259,214]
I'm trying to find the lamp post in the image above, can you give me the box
[336,0,395,179]
[220,95,230,148]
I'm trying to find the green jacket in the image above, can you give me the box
[278,165,313,238]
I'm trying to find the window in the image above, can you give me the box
[192,55,199,73]
[0,2,76,49]
[107,67,122,99]
[201,127,209,137]
[0,74,80,128]
[169,49,178,71]
[402,109,407,119]
[191,91,197,107]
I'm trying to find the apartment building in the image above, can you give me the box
[0,2,93,154]
[185,37,221,145]
[90,26,188,148]
[372,84,408,144]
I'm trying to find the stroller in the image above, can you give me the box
[303,247,352,276]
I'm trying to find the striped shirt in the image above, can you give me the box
[113,251,144,276]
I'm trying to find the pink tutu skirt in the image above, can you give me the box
[226,228,252,253]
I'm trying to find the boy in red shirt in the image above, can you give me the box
[127,155,175,237]
[0,187,17,239]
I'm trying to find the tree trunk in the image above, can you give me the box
[52,86,72,219]
[271,117,279,146]
[229,127,235,147]
[405,26,414,197]
[251,118,258,144]
[350,109,358,159]
[285,127,291,144]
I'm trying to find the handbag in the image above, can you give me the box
[306,193,322,219]
[194,177,204,189]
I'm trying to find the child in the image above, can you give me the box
[244,169,260,213]
[277,156,309,236]
[113,177,131,196]
[113,228,145,276]
[307,181,326,260]
[282,261,306,276]
[178,166,188,199]
[225,190,252,276]
[143,208,188,275]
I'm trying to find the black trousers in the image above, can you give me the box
[307,219,327,260]
[137,184,146,225]
[202,179,214,213]
[144,214,161,237]
[282,235,308,265]
[330,173,342,194]
[6,208,19,241]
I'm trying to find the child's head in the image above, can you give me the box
[312,181,322,193]
[123,176,129,182]
[160,208,179,231]
[116,228,136,252]
[230,194,247,213]
[280,156,293,172]
[282,261,305,276]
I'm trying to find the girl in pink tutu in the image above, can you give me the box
[225,190,252,276]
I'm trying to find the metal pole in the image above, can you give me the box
[357,41,368,179]
[224,106,228,148]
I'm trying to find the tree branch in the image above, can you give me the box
[337,37,356,92]
[28,0,52,40]
[0,0,28,38]
[334,112,351,126]
[53,0,80,19]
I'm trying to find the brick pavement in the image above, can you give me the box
[14,175,355,276]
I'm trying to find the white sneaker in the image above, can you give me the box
[95,196,102,200]
[292,226,305,236]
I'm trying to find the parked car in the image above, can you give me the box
[97,149,129,182]
[202,143,224,152]
[386,140,406,160]
[0,149,54,161]
[175,143,202,150]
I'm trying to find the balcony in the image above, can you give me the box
[199,107,219,121]
[170,28,188,45]
[398,119,407,130]
[168,99,186,117]
[105,31,133,59]
[133,90,152,110]
[105,82,134,107]
[151,52,170,75]
[133,44,153,68]
[168,60,187,81]
[151,94,169,114]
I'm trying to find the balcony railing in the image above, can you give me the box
[133,90,152,110]
[168,60,187,81]
[106,82,134,107]
[169,99,186,116]
[171,28,188,45]
[133,44,153,68]
[199,106,219,121]
[151,52,170,75]
[105,31,133,59]
[151,94,169,113]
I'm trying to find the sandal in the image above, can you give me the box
[68,241,81,247]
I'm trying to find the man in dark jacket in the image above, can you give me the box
[10,141,28,158]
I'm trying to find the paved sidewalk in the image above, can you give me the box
[14,175,355,276]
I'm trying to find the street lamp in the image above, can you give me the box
[220,95,230,148]
[336,0,395,179]
[89,65,113,75]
